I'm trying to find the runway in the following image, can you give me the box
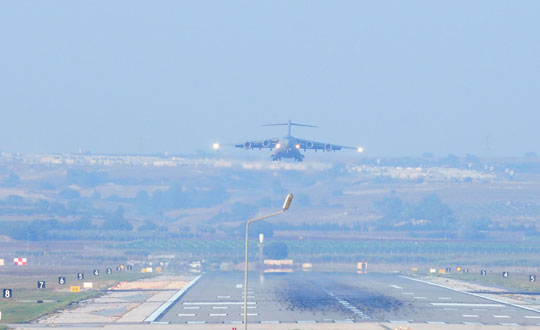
[157,272,540,326]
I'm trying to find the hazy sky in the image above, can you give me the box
[1,1,539,157]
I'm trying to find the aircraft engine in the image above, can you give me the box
[244,142,252,149]
[263,140,271,148]
[306,141,314,149]
[324,143,333,151]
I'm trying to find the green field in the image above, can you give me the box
[0,272,151,324]
[431,271,540,293]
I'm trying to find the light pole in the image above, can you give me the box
[243,193,293,330]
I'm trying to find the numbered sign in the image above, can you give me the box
[456,266,462,272]
[93,269,99,276]
[502,271,509,278]
[530,275,536,282]
[70,286,80,293]
[37,281,46,289]
[106,268,112,274]
[77,273,84,280]
[2,289,12,298]
[58,277,66,285]
[481,270,487,276]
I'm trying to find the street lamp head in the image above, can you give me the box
[282,193,294,211]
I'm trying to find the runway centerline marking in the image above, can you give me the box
[209,313,227,316]
[390,285,403,289]
[177,313,196,317]
[462,314,479,318]
[493,315,510,318]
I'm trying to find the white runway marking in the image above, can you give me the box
[186,321,206,324]
[212,306,228,309]
[493,315,510,318]
[444,308,458,311]
[334,319,354,323]
[297,320,317,323]
[437,297,452,300]
[462,314,479,318]
[402,275,540,314]
[241,306,257,309]
[217,295,231,298]
[426,321,446,324]
[389,320,410,324]
[414,296,427,299]
[390,285,403,289]
[432,303,503,307]
[261,321,280,324]
[209,313,227,316]
[178,313,196,317]
[402,292,414,295]
[463,322,482,325]
[525,316,540,319]
[183,306,199,310]
[499,323,519,326]
[184,301,256,305]
[240,313,259,316]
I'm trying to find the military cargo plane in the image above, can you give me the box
[213,120,363,162]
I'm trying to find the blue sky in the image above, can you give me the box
[1,1,539,157]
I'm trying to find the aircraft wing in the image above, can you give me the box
[294,138,363,152]
[234,138,280,149]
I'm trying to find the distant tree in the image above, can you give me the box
[263,241,288,259]
[101,206,133,231]
[138,219,158,231]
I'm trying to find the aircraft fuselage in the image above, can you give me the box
[271,136,304,162]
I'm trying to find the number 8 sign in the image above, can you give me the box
[3,289,12,298]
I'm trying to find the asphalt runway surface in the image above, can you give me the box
[158,272,540,326]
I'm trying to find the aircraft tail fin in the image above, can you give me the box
[262,120,316,136]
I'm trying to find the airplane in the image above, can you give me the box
[212,120,363,162]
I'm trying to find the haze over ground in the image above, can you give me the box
[1,1,539,157]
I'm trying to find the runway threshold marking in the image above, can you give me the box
[401,275,540,314]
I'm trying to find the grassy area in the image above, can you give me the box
[0,272,152,324]
[431,271,540,293]
[113,238,540,266]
